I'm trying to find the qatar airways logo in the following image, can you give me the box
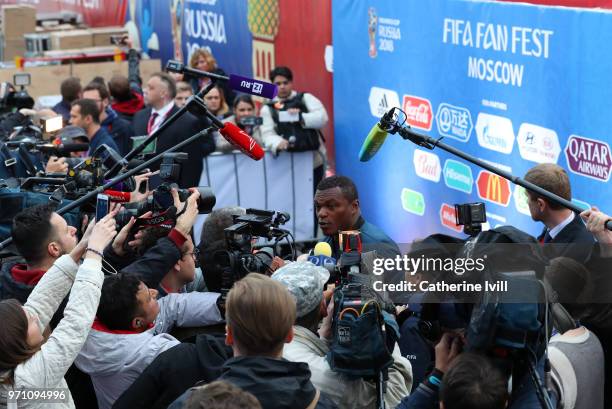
[565,135,612,182]
[413,149,441,182]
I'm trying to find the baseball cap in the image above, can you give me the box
[271,261,330,318]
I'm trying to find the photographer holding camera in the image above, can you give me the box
[102,188,201,298]
[271,261,413,409]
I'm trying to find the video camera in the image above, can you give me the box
[326,231,397,409]
[214,208,291,296]
[0,75,34,115]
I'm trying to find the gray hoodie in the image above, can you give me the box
[74,291,222,409]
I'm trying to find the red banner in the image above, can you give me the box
[0,0,127,27]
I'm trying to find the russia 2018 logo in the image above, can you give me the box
[368,7,378,58]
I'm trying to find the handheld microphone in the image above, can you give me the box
[358,107,397,162]
[228,74,278,99]
[308,242,336,273]
[219,122,265,161]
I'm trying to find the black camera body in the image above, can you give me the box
[238,115,263,127]
[455,202,486,236]
[214,208,290,295]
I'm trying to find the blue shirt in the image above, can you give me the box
[88,126,120,157]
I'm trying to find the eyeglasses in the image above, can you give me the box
[183,248,200,266]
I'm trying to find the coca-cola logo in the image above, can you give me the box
[564,135,612,182]
[402,95,433,131]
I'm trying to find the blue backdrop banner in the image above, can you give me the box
[332,0,612,244]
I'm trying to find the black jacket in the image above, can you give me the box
[538,213,595,263]
[103,233,183,291]
[112,334,231,409]
[167,356,338,409]
[131,105,215,188]
[0,257,32,304]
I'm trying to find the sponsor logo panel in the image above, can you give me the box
[400,188,425,216]
[443,159,473,194]
[413,149,441,182]
[476,171,512,206]
[475,113,515,154]
[403,95,433,131]
[368,87,400,118]
[564,135,612,182]
[435,103,473,142]
[440,203,462,232]
[517,123,561,164]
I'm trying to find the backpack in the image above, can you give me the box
[266,92,321,152]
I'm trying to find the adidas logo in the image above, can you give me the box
[377,94,388,115]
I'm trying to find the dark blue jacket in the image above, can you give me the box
[88,126,119,157]
[101,107,134,156]
[52,100,72,122]
[167,356,338,409]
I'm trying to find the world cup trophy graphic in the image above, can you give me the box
[368,7,378,58]
[170,0,184,62]
[247,0,280,83]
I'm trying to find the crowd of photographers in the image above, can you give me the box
[0,39,611,409]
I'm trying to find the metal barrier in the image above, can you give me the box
[193,150,315,245]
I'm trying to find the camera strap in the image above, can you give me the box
[0,142,16,177]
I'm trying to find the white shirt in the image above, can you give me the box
[549,211,575,239]
[149,101,175,134]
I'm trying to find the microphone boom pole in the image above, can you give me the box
[387,113,612,230]
[105,81,219,179]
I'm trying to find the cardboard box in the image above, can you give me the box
[50,30,93,50]
[1,5,36,39]
[88,27,128,46]
[3,38,26,61]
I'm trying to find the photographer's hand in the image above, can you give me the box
[71,217,96,262]
[45,156,68,173]
[434,333,463,374]
[173,189,200,236]
[130,171,155,203]
[318,298,335,341]
[86,212,119,261]
[581,206,612,257]
[112,217,136,256]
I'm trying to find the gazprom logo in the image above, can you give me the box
[443,159,473,194]
[435,103,473,142]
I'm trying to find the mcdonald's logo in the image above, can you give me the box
[476,171,511,206]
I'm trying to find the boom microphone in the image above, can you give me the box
[219,122,265,161]
[358,107,397,162]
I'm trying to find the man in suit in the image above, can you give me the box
[131,72,215,189]
[524,163,594,263]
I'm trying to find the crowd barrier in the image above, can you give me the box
[193,150,315,245]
